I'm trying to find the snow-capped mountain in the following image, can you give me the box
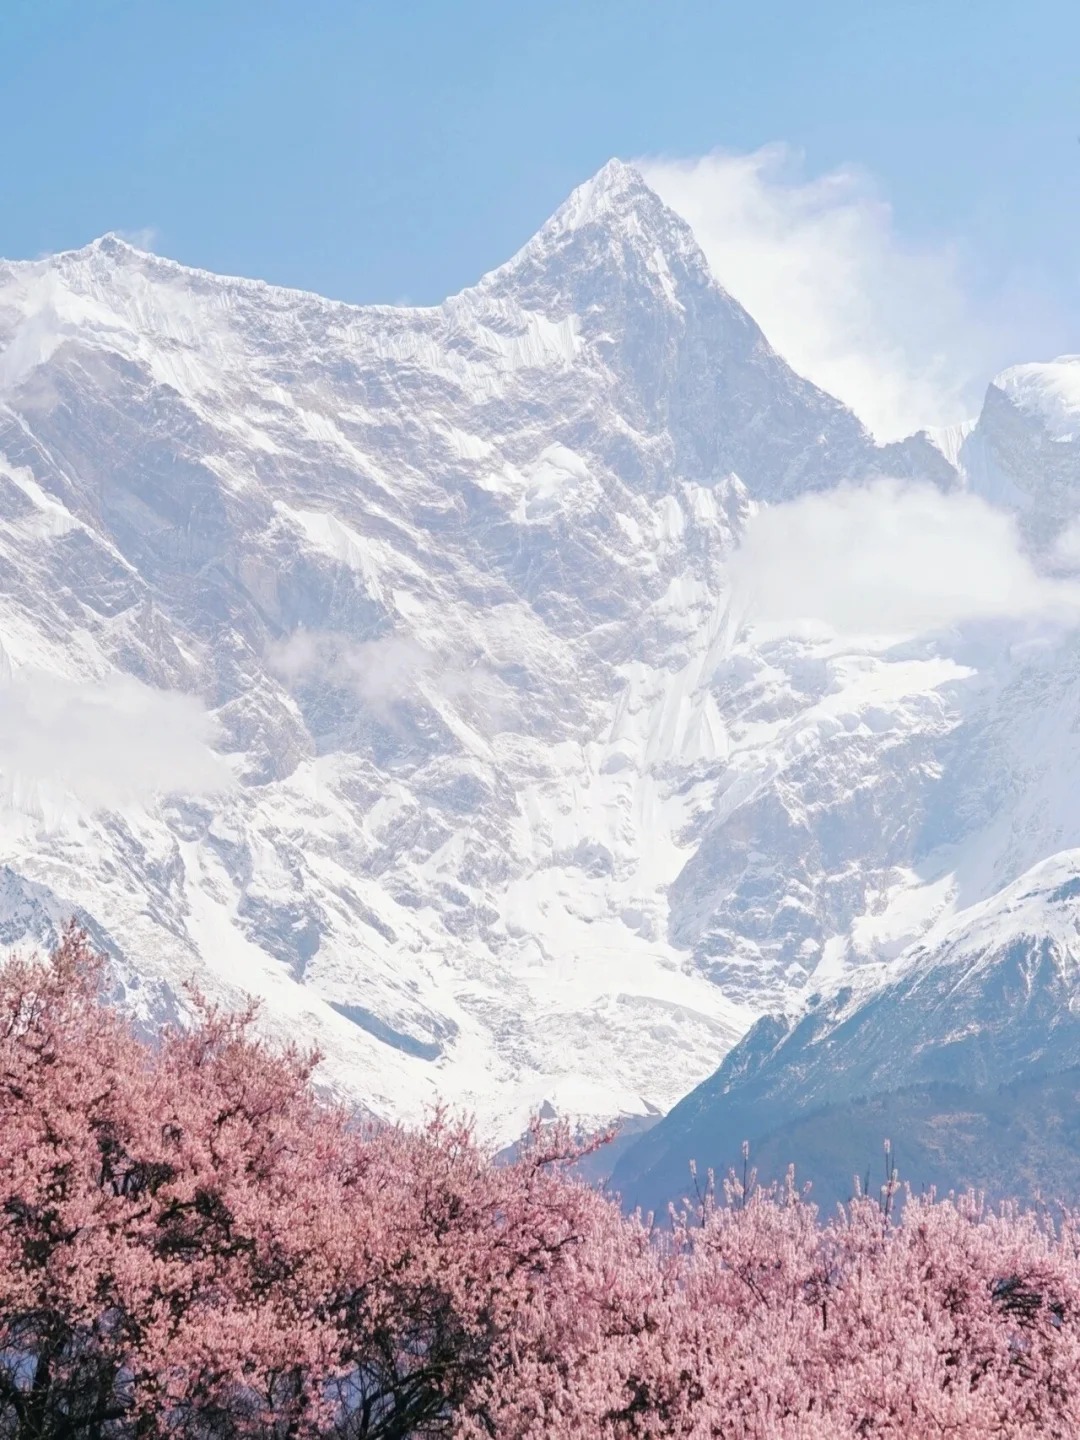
[0,159,898,1133]
[0,158,1076,1153]
[961,355,1080,546]
[612,849,1080,1206]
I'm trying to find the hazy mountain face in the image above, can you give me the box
[1,161,1078,1155]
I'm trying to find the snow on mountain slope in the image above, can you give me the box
[5,157,1063,1147]
[613,844,1080,1210]
[0,864,85,955]
[614,601,1080,1206]
[665,637,971,1000]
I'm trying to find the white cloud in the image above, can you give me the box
[269,629,504,726]
[1052,519,1080,573]
[727,480,1080,638]
[639,146,1051,443]
[0,660,231,821]
[270,631,435,722]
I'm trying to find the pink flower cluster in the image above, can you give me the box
[2,929,1080,1438]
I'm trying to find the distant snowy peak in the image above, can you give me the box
[993,356,1080,443]
[961,357,1080,539]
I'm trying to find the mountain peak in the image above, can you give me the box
[991,355,1080,442]
[480,157,713,300]
[536,157,695,252]
[94,232,151,258]
[553,158,655,229]
[45,233,147,268]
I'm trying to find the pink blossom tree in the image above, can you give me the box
[0,926,351,1435]
[0,930,656,1438]
[6,929,1080,1438]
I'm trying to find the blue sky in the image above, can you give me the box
[3,0,1079,433]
